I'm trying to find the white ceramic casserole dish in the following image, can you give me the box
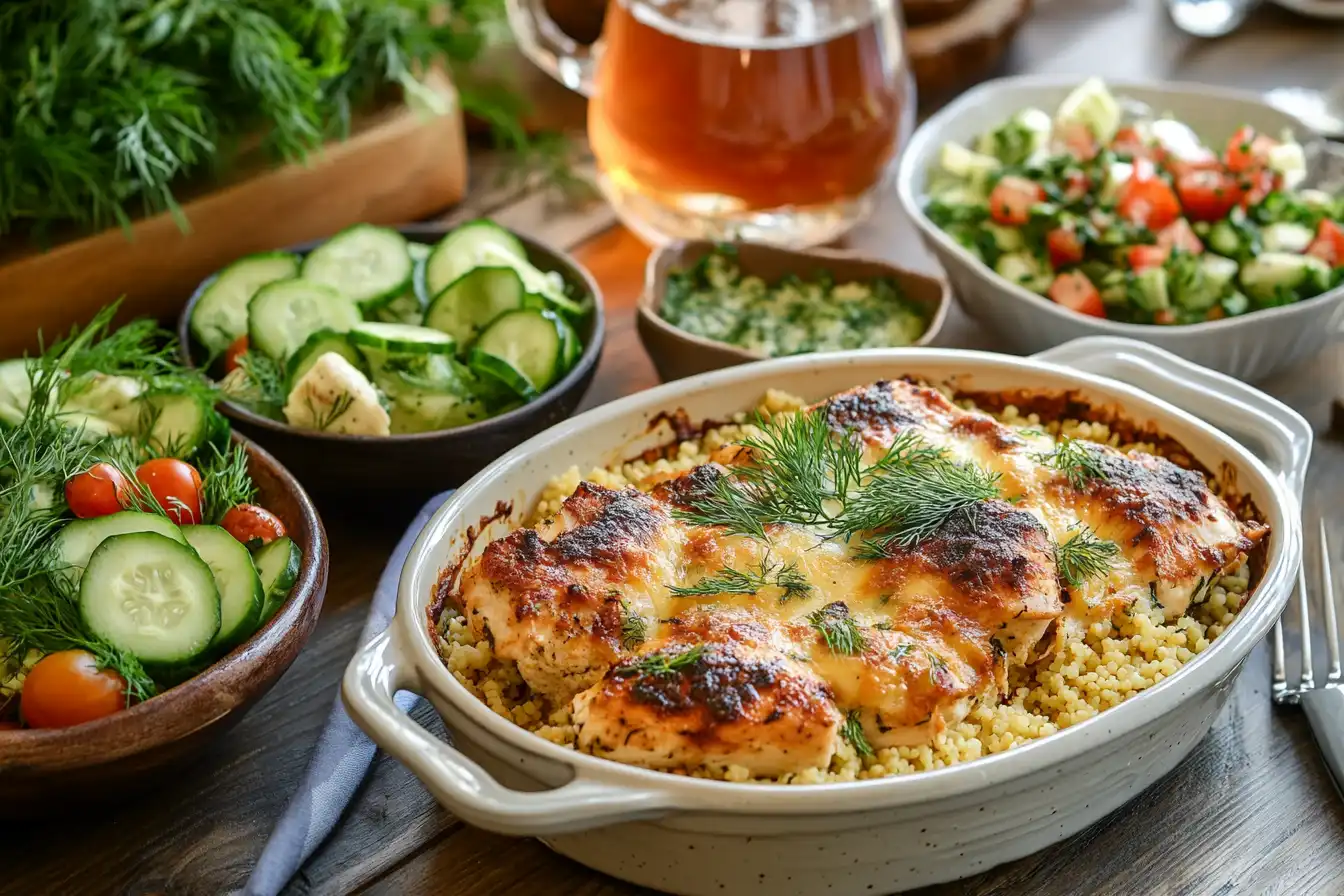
[343,337,1310,896]
[895,74,1344,382]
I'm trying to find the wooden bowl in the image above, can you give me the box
[0,435,328,816]
[636,240,951,383]
[908,0,1032,104]
[177,224,605,504]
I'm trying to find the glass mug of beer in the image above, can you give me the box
[506,0,915,246]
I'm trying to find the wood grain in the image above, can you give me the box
[0,76,468,357]
[4,4,1344,896]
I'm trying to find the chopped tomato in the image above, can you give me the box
[1111,126,1149,159]
[1057,122,1098,161]
[1238,168,1279,209]
[1117,173,1181,231]
[1205,305,1227,321]
[223,336,250,374]
[989,176,1044,226]
[20,650,127,729]
[1127,245,1169,272]
[1307,219,1344,266]
[1152,309,1178,325]
[1047,272,1105,318]
[221,504,287,547]
[1224,126,1277,172]
[1045,227,1085,268]
[65,463,131,519]
[1156,218,1204,256]
[1062,170,1091,203]
[1164,156,1222,181]
[135,458,203,526]
[1175,168,1243,222]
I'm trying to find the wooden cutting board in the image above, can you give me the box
[0,74,468,355]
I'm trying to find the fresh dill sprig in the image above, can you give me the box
[1034,437,1110,489]
[307,392,355,431]
[772,561,813,603]
[619,600,649,650]
[927,650,949,686]
[668,553,813,603]
[840,709,873,757]
[807,602,865,656]
[889,643,915,662]
[199,442,257,525]
[225,352,289,418]
[844,451,1001,557]
[1055,525,1121,587]
[615,644,706,679]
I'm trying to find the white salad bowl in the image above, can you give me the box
[343,338,1310,896]
[895,74,1344,382]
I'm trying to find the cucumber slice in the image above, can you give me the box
[467,349,537,400]
[79,531,220,666]
[424,267,526,344]
[191,253,300,357]
[53,511,186,591]
[140,391,212,458]
[557,315,581,371]
[183,525,265,652]
[473,309,564,392]
[285,329,367,386]
[424,220,527,297]
[373,289,425,326]
[253,536,301,622]
[0,358,33,426]
[349,322,456,355]
[247,278,362,361]
[301,225,413,310]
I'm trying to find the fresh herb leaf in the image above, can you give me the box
[927,650,949,686]
[1149,581,1162,610]
[889,643,914,663]
[199,442,256,525]
[306,391,355,432]
[840,709,873,757]
[615,644,706,679]
[1034,436,1110,489]
[807,602,865,656]
[1055,525,1121,587]
[669,553,813,603]
[224,351,288,418]
[619,600,648,650]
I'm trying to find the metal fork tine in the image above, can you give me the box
[1298,556,1315,692]
[1273,618,1289,702]
[1320,519,1341,686]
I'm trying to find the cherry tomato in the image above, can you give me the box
[20,650,127,729]
[1111,126,1149,159]
[1117,174,1182,231]
[1156,218,1204,256]
[1047,272,1105,318]
[1238,168,1279,209]
[1307,219,1344,266]
[1062,171,1091,203]
[222,335,250,374]
[135,458,203,525]
[221,504,287,547]
[1224,126,1277,173]
[989,176,1044,226]
[1045,227,1085,268]
[1152,309,1178,325]
[1205,305,1227,321]
[65,463,131,519]
[1174,168,1243,222]
[1127,245,1169,272]
[1057,122,1098,161]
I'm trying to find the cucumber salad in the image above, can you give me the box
[0,309,302,731]
[191,220,591,436]
[925,78,1344,325]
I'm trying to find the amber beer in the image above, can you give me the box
[588,0,910,244]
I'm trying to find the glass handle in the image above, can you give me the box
[505,0,598,98]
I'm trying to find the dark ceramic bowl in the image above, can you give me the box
[0,434,328,816]
[177,223,605,502]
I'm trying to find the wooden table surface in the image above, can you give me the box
[7,3,1344,895]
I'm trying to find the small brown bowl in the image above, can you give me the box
[636,240,950,383]
[0,434,328,816]
[177,224,605,504]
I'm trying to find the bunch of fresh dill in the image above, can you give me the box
[0,0,529,240]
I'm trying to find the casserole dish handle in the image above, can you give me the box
[343,627,673,837]
[1034,337,1312,501]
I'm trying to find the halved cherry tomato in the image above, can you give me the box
[221,504,287,547]
[1175,168,1243,222]
[1127,245,1169,272]
[1156,218,1204,256]
[223,335,250,374]
[1045,227,1085,268]
[1057,122,1098,161]
[1062,170,1091,203]
[1238,168,1279,209]
[1117,174,1182,231]
[135,458,203,525]
[65,463,131,519]
[989,176,1044,226]
[20,650,127,729]
[1111,126,1149,159]
[1307,219,1344,266]
[1224,125,1277,173]
[1047,272,1105,318]
[1152,309,1178,325]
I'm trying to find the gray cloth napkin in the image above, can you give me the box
[243,490,453,896]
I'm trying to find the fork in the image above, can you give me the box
[1272,519,1344,797]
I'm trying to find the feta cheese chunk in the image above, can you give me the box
[283,352,390,436]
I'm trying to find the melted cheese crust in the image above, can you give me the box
[455,380,1267,776]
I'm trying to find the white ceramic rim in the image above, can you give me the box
[390,342,1302,815]
[893,73,1344,336]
